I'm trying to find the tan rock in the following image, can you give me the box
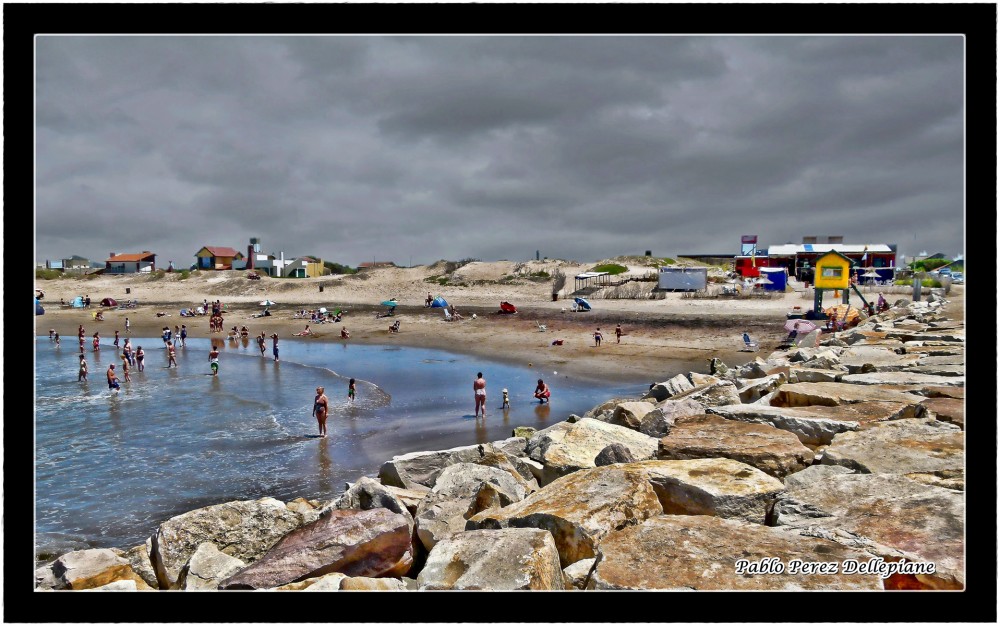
[589,516,884,590]
[772,382,923,407]
[468,465,663,567]
[820,418,963,478]
[51,549,151,590]
[525,418,658,485]
[627,458,784,524]
[340,576,407,590]
[919,397,964,429]
[657,414,811,478]
[417,529,563,590]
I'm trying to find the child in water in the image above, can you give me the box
[348,378,356,402]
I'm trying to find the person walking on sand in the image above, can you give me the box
[593,327,603,347]
[257,332,267,356]
[135,346,145,372]
[348,378,356,402]
[78,354,88,382]
[615,324,622,344]
[209,346,220,376]
[107,363,120,392]
[125,317,131,334]
[167,341,178,368]
[474,372,487,418]
[121,352,132,383]
[313,386,329,437]
[271,333,280,362]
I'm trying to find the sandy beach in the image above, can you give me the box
[34,260,963,384]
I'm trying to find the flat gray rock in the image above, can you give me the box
[820,418,963,478]
[417,529,563,590]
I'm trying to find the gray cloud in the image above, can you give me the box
[35,35,966,269]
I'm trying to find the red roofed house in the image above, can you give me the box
[194,246,245,271]
[106,251,157,274]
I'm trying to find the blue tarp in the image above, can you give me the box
[36,298,45,315]
[760,267,787,292]
[70,296,84,308]
[574,297,592,311]
[430,296,448,308]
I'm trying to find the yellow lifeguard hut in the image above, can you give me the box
[812,250,853,318]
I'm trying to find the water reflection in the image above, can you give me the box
[534,403,551,421]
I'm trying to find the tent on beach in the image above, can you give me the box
[69,296,84,308]
[100,297,118,307]
[430,296,448,308]
[573,297,592,311]
[36,298,45,316]
[499,301,517,314]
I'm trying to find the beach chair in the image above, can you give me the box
[443,308,453,322]
[742,334,759,352]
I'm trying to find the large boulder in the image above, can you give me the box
[838,372,964,387]
[417,529,563,590]
[837,346,922,373]
[471,443,540,493]
[525,418,658,486]
[381,484,431,517]
[788,367,844,383]
[820,418,964,480]
[467,465,663,567]
[774,473,964,589]
[771,382,924,407]
[669,380,742,407]
[920,397,964,429]
[327,476,415,534]
[562,558,596,590]
[627,459,785,524]
[414,462,530,551]
[608,401,656,430]
[588,516,884,590]
[177,543,246,590]
[737,373,787,404]
[656,414,812,478]
[218,508,413,589]
[121,541,159,590]
[707,401,927,445]
[377,437,527,489]
[150,497,303,589]
[340,576,408,590]
[638,398,705,438]
[50,549,152,590]
[642,374,695,402]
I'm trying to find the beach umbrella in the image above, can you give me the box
[318,307,327,314]
[259,299,276,306]
[573,297,592,311]
[784,319,818,334]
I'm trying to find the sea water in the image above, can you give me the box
[34,336,647,558]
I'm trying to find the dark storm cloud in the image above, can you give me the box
[35,35,965,268]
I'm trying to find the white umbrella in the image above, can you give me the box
[318,307,327,314]
[259,299,276,306]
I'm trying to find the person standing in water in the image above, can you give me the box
[209,345,220,376]
[474,372,487,418]
[347,378,356,402]
[271,333,280,362]
[257,332,267,356]
[121,352,132,383]
[167,341,178,368]
[107,363,120,392]
[313,386,329,437]
[93,331,101,352]
[113,330,121,350]
[78,354,88,382]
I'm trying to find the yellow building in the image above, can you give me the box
[195,246,244,271]
[812,250,852,290]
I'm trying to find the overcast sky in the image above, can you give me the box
[35,35,966,268]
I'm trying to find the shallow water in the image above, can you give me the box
[35,335,648,558]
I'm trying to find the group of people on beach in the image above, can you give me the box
[472,372,550,418]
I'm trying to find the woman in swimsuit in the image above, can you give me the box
[473,372,487,417]
[312,387,329,437]
[93,332,101,352]
[135,346,145,372]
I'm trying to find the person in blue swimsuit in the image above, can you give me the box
[313,387,329,437]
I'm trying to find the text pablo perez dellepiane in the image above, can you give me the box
[735,557,935,578]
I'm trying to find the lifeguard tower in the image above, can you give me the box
[811,250,871,318]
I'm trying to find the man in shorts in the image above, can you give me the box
[107,363,120,391]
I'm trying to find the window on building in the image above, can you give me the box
[820,267,842,279]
